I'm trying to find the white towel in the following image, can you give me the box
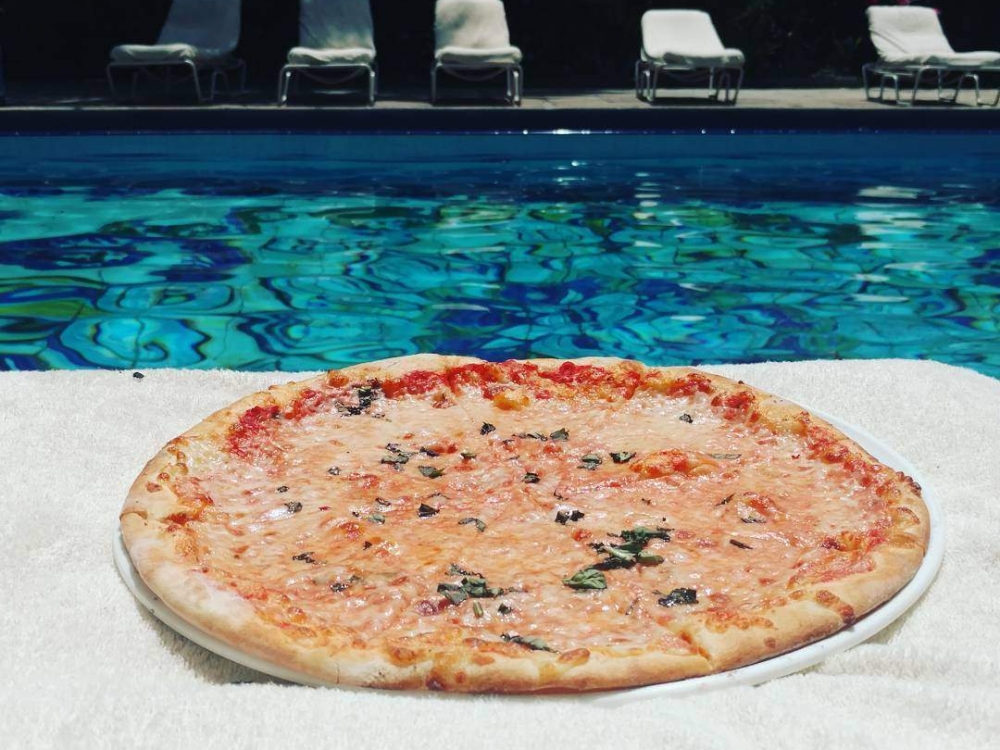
[2,359,998,749]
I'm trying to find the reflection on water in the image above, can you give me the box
[0,157,997,376]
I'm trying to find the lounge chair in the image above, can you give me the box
[431,0,523,105]
[636,10,744,104]
[107,0,245,103]
[278,0,377,105]
[863,6,1000,105]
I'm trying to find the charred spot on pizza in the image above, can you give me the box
[523,472,541,484]
[417,503,439,517]
[578,454,602,470]
[610,451,636,464]
[480,422,496,435]
[657,588,699,607]
[555,509,585,525]
[327,466,340,475]
[284,501,303,514]
[497,603,514,615]
[516,432,548,441]
[276,485,289,493]
[292,551,318,564]
[679,413,694,423]
[132,371,145,379]
[729,539,754,550]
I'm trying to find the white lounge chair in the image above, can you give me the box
[431,0,523,105]
[863,6,1000,105]
[636,10,744,104]
[106,0,245,103]
[278,0,377,105]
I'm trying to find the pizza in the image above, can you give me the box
[120,354,929,692]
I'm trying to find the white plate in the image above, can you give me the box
[113,407,944,701]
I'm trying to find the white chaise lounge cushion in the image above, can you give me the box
[434,0,522,65]
[288,0,376,66]
[641,10,744,68]
[110,0,240,64]
[866,7,1000,67]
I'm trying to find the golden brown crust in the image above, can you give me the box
[120,354,930,692]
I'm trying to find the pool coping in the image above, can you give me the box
[3,104,1000,135]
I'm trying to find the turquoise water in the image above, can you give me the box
[0,134,998,376]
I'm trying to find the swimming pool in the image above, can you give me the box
[1,133,998,377]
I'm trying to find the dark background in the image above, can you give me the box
[3,1,999,88]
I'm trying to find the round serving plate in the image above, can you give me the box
[113,406,945,701]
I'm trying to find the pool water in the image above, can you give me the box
[1,134,998,376]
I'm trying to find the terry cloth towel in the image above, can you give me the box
[1,359,998,750]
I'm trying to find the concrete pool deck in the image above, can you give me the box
[2,84,1000,131]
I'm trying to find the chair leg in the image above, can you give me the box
[708,68,717,100]
[514,66,522,105]
[732,67,744,104]
[106,65,120,101]
[430,64,438,104]
[186,60,206,102]
[278,67,292,105]
[368,67,376,105]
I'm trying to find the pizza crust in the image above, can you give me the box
[120,354,930,692]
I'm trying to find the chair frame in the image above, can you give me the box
[862,62,983,106]
[106,58,246,103]
[430,60,523,105]
[278,62,377,105]
[635,60,743,104]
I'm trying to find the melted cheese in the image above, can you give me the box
[163,372,903,655]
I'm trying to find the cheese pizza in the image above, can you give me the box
[120,354,929,692]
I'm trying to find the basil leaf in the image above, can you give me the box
[437,583,469,605]
[563,567,607,590]
[679,413,693,423]
[516,432,547,441]
[501,633,556,652]
[418,503,440,517]
[549,428,569,441]
[619,526,672,545]
[366,513,386,524]
[481,423,496,435]
[657,588,698,607]
[472,601,484,618]
[458,517,487,532]
[729,539,753,549]
[609,451,636,464]
[284,501,303,514]
[460,451,477,460]
[419,466,445,479]
[636,551,664,565]
[497,603,513,615]
[523,472,540,484]
[578,454,602,470]
[711,453,742,460]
